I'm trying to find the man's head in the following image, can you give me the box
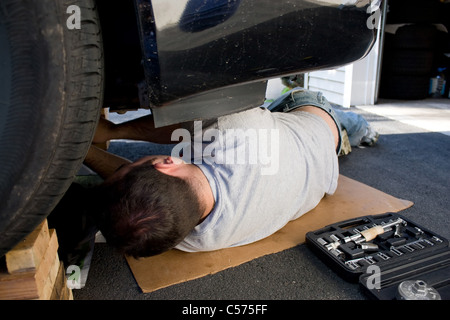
[94,156,208,258]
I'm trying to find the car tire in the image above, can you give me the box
[392,24,437,50]
[379,75,430,100]
[384,50,434,76]
[0,0,103,257]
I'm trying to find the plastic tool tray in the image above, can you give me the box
[306,212,450,300]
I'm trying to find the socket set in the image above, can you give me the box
[306,212,450,300]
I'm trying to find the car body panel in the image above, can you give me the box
[134,0,379,126]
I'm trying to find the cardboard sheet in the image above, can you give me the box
[126,175,413,293]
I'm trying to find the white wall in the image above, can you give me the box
[305,66,350,107]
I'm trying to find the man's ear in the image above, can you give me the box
[153,162,176,170]
[153,156,182,173]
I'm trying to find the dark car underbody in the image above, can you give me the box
[99,0,378,127]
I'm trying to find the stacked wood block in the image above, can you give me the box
[0,220,73,300]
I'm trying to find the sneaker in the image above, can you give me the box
[339,129,352,156]
[360,126,379,147]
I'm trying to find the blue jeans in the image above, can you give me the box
[267,87,370,149]
[333,109,370,147]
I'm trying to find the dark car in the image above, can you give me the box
[0,0,379,257]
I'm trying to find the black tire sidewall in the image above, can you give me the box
[0,0,103,256]
[383,50,434,76]
[380,24,438,100]
[380,75,430,100]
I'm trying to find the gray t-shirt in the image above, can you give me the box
[175,107,338,252]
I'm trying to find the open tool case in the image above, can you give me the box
[306,212,450,300]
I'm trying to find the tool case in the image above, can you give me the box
[305,212,450,300]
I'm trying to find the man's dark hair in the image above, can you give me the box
[94,163,204,258]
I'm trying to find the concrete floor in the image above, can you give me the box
[358,98,450,136]
[73,97,450,302]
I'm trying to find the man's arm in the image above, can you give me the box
[93,114,183,144]
[83,145,132,180]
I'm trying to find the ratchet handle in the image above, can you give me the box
[360,226,385,242]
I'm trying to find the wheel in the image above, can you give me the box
[0,0,103,257]
[379,75,430,100]
[392,24,437,50]
[383,49,434,76]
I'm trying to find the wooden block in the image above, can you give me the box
[50,263,74,300]
[67,288,74,300]
[0,229,59,300]
[38,254,60,300]
[6,220,50,273]
[50,263,64,300]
